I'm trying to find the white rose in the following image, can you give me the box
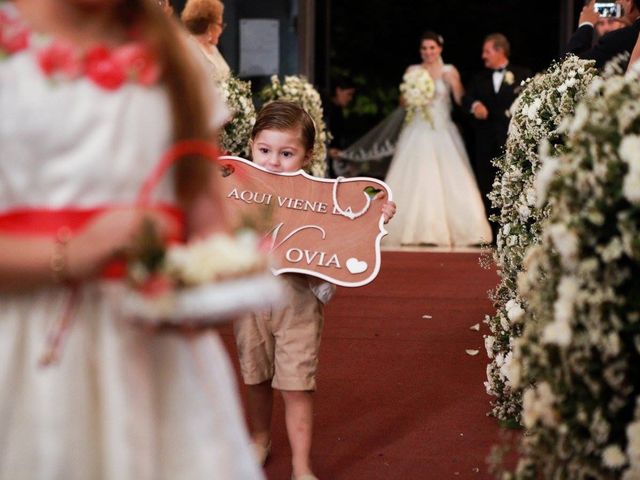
[623,467,640,480]
[500,314,510,331]
[518,204,531,220]
[522,382,557,428]
[536,382,558,427]
[548,223,579,268]
[535,156,559,207]
[627,421,640,464]
[507,302,525,323]
[601,237,624,262]
[570,102,589,134]
[500,352,521,388]
[554,275,580,324]
[623,172,640,204]
[542,320,572,346]
[484,335,495,358]
[484,380,494,395]
[619,135,640,172]
[525,187,537,206]
[604,76,625,97]
[522,387,537,428]
[603,445,627,469]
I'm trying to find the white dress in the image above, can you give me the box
[384,65,492,246]
[0,11,263,480]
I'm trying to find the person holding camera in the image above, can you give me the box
[565,0,640,69]
[595,16,627,41]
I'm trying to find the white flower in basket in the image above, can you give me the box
[123,228,284,325]
[122,140,285,326]
[399,67,436,126]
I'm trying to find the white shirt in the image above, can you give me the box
[492,65,508,93]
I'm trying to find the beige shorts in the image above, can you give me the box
[233,274,324,391]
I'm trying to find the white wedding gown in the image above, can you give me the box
[384,65,492,246]
[0,6,262,479]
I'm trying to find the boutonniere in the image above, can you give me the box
[504,71,515,86]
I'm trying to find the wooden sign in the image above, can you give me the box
[217,156,392,287]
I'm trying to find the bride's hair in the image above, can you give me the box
[420,31,444,48]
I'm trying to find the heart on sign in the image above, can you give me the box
[346,257,368,275]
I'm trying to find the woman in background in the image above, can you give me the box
[181,0,230,81]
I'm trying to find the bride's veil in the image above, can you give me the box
[338,106,406,163]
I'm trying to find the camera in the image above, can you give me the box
[594,2,622,17]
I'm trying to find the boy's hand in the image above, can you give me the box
[374,191,397,224]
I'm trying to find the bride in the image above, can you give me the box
[384,31,492,247]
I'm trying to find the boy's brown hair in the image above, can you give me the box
[252,101,316,153]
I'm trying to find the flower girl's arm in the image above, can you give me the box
[0,210,178,292]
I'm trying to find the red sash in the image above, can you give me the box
[0,139,220,366]
[0,205,185,279]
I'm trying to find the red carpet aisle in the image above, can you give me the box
[219,251,502,479]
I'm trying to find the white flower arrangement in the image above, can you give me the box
[218,75,256,157]
[485,56,598,423]
[260,75,330,177]
[499,69,640,479]
[124,226,283,324]
[399,67,436,125]
[164,230,266,286]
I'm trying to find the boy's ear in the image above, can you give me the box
[302,149,313,167]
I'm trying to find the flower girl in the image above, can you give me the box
[0,1,261,478]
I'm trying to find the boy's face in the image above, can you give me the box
[251,129,311,173]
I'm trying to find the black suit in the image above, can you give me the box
[462,64,531,232]
[564,19,640,69]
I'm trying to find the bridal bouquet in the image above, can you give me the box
[124,222,284,324]
[219,74,256,157]
[260,75,329,177]
[399,67,436,126]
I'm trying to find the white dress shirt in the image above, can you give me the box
[492,64,508,93]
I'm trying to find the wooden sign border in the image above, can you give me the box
[218,156,392,287]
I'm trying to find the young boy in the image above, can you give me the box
[234,100,395,480]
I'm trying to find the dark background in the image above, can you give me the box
[173,0,586,138]
[316,0,579,134]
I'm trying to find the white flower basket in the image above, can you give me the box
[123,272,285,325]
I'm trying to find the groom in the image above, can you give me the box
[463,33,530,237]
